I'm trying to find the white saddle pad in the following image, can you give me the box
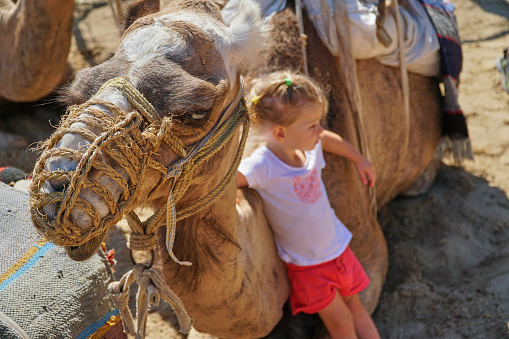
[222,0,440,76]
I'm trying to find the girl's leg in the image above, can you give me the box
[317,291,357,339]
[343,294,381,339]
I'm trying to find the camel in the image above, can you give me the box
[28,0,442,337]
[0,0,74,102]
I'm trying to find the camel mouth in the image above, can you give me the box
[64,232,107,262]
[30,97,145,252]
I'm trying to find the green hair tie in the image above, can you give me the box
[284,78,292,86]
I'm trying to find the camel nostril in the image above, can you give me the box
[41,201,58,220]
[45,155,78,192]
[49,178,70,192]
[40,181,60,220]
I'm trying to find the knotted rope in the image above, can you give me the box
[295,0,309,75]
[30,77,248,249]
[30,103,150,246]
[108,263,194,338]
[29,77,249,336]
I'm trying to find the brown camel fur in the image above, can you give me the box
[29,0,441,337]
[0,0,74,102]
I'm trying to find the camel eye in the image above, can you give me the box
[189,111,208,121]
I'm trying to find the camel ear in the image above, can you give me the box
[221,0,268,74]
[122,0,160,32]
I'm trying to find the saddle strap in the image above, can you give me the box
[0,309,30,339]
[331,0,378,215]
[295,0,309,75]
[376,0,393,47]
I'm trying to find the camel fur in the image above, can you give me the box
[0,0,74,102]
[29,0,442,337]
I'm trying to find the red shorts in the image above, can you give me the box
[285,246,370,315]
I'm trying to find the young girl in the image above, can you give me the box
[237,71,380,339]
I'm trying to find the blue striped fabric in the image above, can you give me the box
[76,309,121,339]
[0,242,55,291]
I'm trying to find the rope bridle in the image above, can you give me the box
[29,77,250,336]
[30,77,248,249]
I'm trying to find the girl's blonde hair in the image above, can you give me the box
[248,71,329,128]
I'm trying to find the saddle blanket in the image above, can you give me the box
[223,0,472,161]
[222,0,441,77]
[0,182,123,339]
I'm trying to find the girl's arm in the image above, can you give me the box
[321,130,376,187]
[237,171,249,188]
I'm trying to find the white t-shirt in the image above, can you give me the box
[238,141,352,266]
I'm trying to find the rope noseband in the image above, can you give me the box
[29,77,249,336]
[30,77,248,254]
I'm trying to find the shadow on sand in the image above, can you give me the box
[374,164,509,338]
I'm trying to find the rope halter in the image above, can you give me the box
[30,77,249,263]
[29,77,249,335]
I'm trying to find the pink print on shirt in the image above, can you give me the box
[292,168,322,203]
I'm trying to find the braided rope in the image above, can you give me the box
[30,78,248,258]
[97,78,162,124]
[30,108,146,246]
[30,77,247,337]
[176,107,249,220]
[162,90,248,265]
[108,264,193,336]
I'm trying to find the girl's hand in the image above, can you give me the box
[354,157,376,188]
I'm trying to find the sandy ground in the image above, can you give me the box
[1,0,509,338]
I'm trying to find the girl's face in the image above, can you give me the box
[283,101,325,151]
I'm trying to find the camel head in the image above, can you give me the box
[29,0,266,261]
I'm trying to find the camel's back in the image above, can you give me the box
[355,59,442,206]
[251,7,442,207]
